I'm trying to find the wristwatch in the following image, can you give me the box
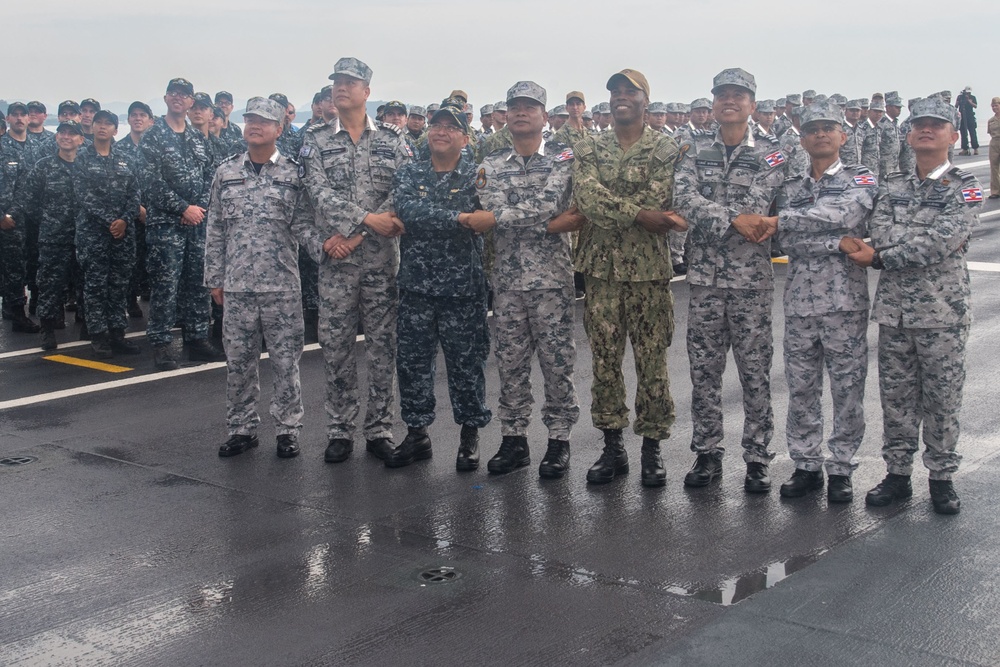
[870,250,884,270]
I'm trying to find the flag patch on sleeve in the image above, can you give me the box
[764,151,785,167]
[553,148,574,162]
[853,174,876,186]
[961,187,983,203]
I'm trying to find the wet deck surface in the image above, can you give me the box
[2,155,1000,665]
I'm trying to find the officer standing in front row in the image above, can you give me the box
[772,102,878,503]
[843,97,980,515]
[205,97,320,460]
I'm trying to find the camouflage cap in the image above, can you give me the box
[785,93,802,106]
[6,102,27,115]
[910,97,958,125]
[430,104,469,133]
[775,97,787,107]
[829,94,848,106]
[869,97,886,111]
[463,103,474,114]
[679,103,691,113]
[597,102,611,114]
[813,94,829,104]
[166,78,194,95]
[553,104,568,116]
[26,100,46,112]
[799,102,843,128]
[92,109,118,127]
[664,102,685,113]
[788,106,804,120]
[243,96,285,123]
[318,85,334,100]
[56,119,84,135]
[409,105,427,118]
[756,99,776,113]
[907,97,921,109]
[566,91,586,104]
[647,102,668,114]
[268,93,290,109]
[582,109,593,120]
[479,104,493,116]
[449,89,469,103]
[607,68,650,98]
[192,92,214,108]
[426,103,441,113]
[690,98,712,110]
[712,67,756,95]
[885,91,903,107]
[80,98,101,111]
[383,100,407,114]
[493,101,507,112]
[860,99,870,109]
[845,98,865,110]
[507,80,546,107]
[939,90,952,98]
[329,57,372,84]
[215,91,234,103]
[801,89,817,99]
[212,106,225,120]
[57,100,81,114]
[591,104,600,114]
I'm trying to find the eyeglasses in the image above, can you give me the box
[166,90,193,99]
[428,123,463,134]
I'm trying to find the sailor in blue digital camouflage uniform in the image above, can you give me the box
[0,130,39,333]
[772,102,878,503]
[474,81,584,480]
[139,77,225,370]
[75,109,142,359]
[843,97,980,515]
[298,57,411,464]
[385,98,491,470]
[205,97,321,461]
[673,67,787,493]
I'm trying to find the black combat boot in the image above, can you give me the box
[865,473,912,507]
[487,435,529,474]
[187,338,226,362]
[538,439,570,479]
[109,329,141,355]
[683,452,722,487]
[827,475,854,503]
[40,319,58,351]
[152,344,178,371]
[385,427,432,468]
[276,434,300,459]
[779,469,824,498]
[456,425,481,471]
[365,436,395,460]
[90,332,113,359]
[218,434,259,457]
[10,305,40,333]
[324,438,354,463]
[586,429,628,484]
[127,297,144,318]
[929,479,961,515]
[640,437,666,487]
[744,462,772,493]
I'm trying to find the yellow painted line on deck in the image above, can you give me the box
[43,355,134,373]
[771,257,788,264]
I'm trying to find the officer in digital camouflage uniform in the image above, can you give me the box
[492,100,507,131]
[75,109,142,359]
[673,67,786,493]
[205,97,320,461]
[10,120,85,350]
[115,101,153,319]
[868,96,900,181]
[215,91,244,148]
[79,99,100,142]
[646,101,669,134]
[26,101,54,147]
[752,99,777,136]
[897,97,920,175]
[189,92,226,170]
[552,91,589,149]
[2,103,34,161]
[270,93,303,158]
[842,99,880,178]
[139,77,223,370]
[474,81,583,479]
[772,102,878,503]
[298,57,411,464]
[574,68,686,487]
[385,100,491,470]
[778,106,810,178]
[774,94,801,138]
[479,104,493,136]
[843,97,979,515]
[0,133,39,333]
[405,105,427,146]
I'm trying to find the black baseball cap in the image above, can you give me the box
[26,101,46,113]
[6,102,28,115]
[58,100,81,115]
[192,92,214,109]
[56,119,84,135]
[92,109,118,127]
[268,93,290,109]
[127,101,153,117]
[166,78,194,96]
[80,98,101,111]
[214,91,233,104]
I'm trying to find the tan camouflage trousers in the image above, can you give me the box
[878,324,968,480]
[494,286,579,440]
[784,310,868,477]
[318,262,397,441]
[583,276,675,440]
[687,285,775,463]
[224,291,304,437]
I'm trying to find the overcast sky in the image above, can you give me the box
[6,1,999,117]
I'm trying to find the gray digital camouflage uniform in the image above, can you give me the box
[776,161,877,476]
[573,126,678,440]
[299,116,411,441]
[841,119,881,179]
[897,118,915,175]
[74,143,140,336]
[778,126,811,178]
[138,116,214,346]
[673,126,786,463]
[478,140,580,440]
[392,151,491,429]
[205,149,320,438]
[875,116,901,181]
[870,161,979,480]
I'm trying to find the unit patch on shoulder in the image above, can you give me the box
[475,167,488,189]
[764,151,785,167]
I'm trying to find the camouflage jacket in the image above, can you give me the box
[776,161,877,316]
[138,116,214,226]
[204,150,318,293]
[841,119,880,179]
[11,154,79,245]
[0,143,24,219]
[477,140,575,291]
[392,151,485,298]
[778,126,810,178]
[298,116,411,270]
[111,134,149,209]
[219,121,243,147]
[897,119,915,175]
[876,116,901,181]
[475,126,512,163]
[674,125,786,290]
[870,162,979,328]
[551,124,589,150]
[0,135,36,165]
[74,143,141,233]
[772,114,792,138]
[572,126,678,282]
[25,131,56,165]
[276,124,304,159]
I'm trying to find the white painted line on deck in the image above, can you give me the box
[968,262,1000,272]
[0,331,145,361]
[980,210,1000,220]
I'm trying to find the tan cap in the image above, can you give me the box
[606,69,650,98]
[566,91,586,104]
[449,89,469,103]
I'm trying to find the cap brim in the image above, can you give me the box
[606,72,642,92]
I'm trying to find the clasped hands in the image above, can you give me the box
[635,209,688,235]
[323,211,404,259]
[731,214,777,243]
[838,236,875,267]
